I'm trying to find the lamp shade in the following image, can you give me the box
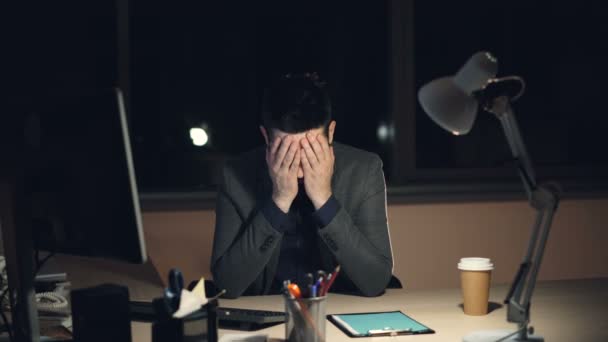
[417,52,498,135]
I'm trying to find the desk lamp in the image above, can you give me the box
[418,52,560,341]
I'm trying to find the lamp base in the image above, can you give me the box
[463,329,544,342]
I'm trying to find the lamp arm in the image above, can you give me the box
[486,96,537,199]
[486,96,561,339]
[520,203,557,310]
[504,202,556,317]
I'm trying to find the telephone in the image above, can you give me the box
[0,255,70,314]
[0,255,73,333]
[36,291,69,311]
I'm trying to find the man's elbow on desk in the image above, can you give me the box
[211,267,247,299]
[349,264,393,297]
[363,276,392,297]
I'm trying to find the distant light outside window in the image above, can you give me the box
[190,127,209,147]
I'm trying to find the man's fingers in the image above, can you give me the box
[281,140,299,169]
[307,133,325,161]
[316,134,330,158]
[269,136,282,157]
[301,149,312,173]
[274,137,291,167]
[290,149,301,172]
[301,138,319,166]
[267,137,281,164]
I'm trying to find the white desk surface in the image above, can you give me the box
[127,278,608,342]
[54,256,608,341]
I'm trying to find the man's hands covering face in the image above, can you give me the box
[267,136,301,213]
[267,133,334,213]
[300,133,334,210]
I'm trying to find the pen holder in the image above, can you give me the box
[285,296,327,342]
[152,298,218,342]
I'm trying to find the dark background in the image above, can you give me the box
[129,1,390,191]
[414,1,608,172]
[5,0,608,197]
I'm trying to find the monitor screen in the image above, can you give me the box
[25,88,146,264]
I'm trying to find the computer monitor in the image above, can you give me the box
[0,88,146,341]
[26,88,146,263]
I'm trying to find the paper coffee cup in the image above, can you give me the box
[458,258,494,316]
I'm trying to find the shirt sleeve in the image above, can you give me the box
[261,198,289,233]
[312,195,340,228]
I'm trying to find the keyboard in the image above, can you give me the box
[129,301,285,330]
[217,307,285,325]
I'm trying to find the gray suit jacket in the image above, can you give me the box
[211,142,393,298]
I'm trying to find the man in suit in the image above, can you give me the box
[211,74,393,298]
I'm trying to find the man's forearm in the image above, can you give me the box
[318,206,393,296]
[211,193,283,298]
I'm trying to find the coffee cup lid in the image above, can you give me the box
[458,257,494,271]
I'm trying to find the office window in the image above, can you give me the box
[129,1,391,192]
[127,1,608,198]
[411,1,608,184]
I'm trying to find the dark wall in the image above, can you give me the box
[3,1,119,180]
[7,2,118,96]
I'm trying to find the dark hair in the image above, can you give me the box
[262,73,331,134]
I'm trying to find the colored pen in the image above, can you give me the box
[320,274,332,296]
[310,284,318,297]
[305,273,314,298]
[288,283,302,298]
[316,270,326,296]
[323,265,341,295]
[317,279,324,297]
